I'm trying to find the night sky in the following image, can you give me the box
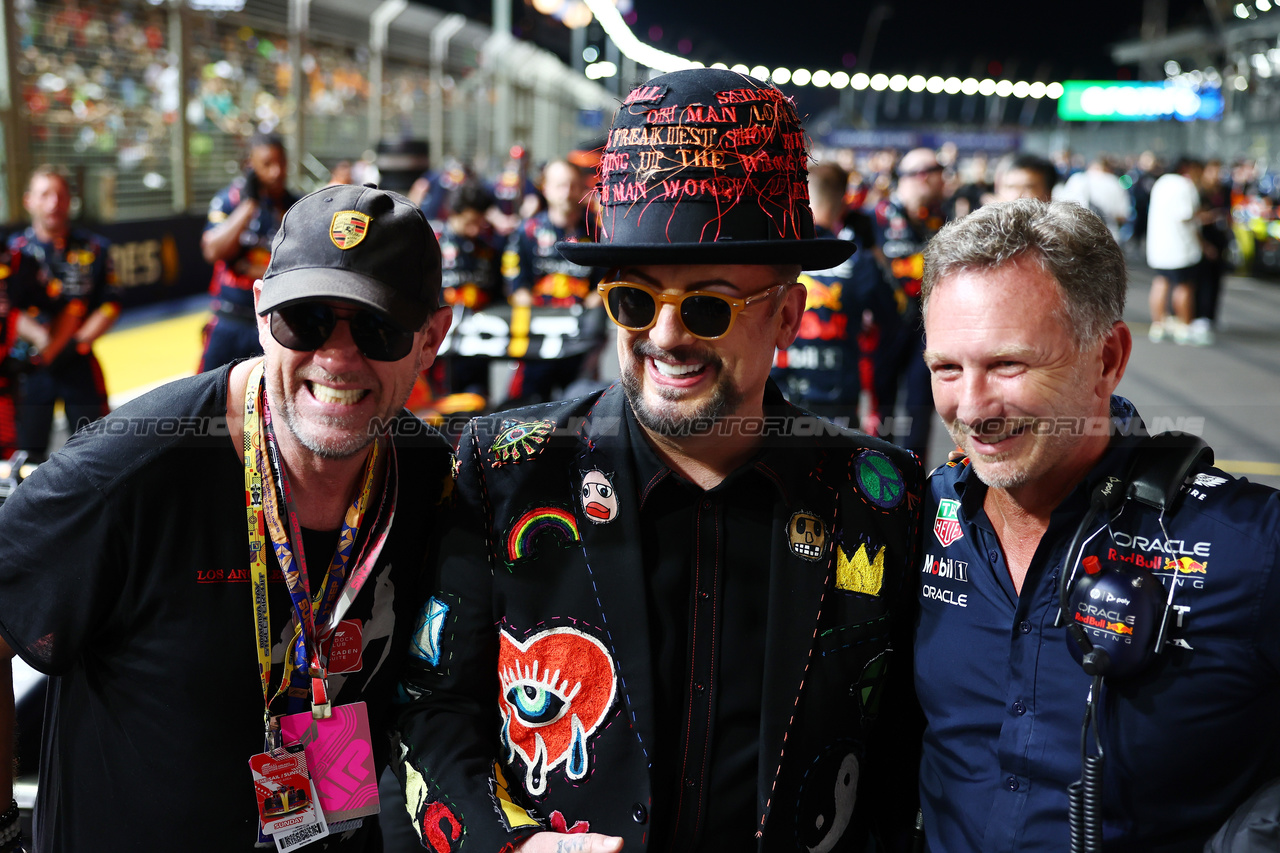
[629,0,1208,82]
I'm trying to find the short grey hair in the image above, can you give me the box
[922,199,1126,345]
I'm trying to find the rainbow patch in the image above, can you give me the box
[507,507,580,564]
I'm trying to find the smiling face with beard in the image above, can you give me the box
[613,264,803,441]
[622,337,743,436]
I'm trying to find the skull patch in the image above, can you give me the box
[789,511,827,561]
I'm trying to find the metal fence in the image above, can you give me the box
[0,0,616,224]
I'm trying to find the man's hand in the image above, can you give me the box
[513,831,623,852]
[242,168,261,203]
[14,315,49,351]
[201,172,264,264]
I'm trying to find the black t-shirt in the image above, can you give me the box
[0,364,452,851]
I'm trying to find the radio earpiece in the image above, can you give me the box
[1060,433,1212,853]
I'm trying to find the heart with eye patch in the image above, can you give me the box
[497,626,618,787]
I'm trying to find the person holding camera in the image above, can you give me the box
[200,132,299,371]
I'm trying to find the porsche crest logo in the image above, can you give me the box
[330,210,370,249]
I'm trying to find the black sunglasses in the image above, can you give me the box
[269,303,415,362]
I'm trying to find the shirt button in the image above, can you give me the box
[698,590,710,599]
[685,777,696,788]
[988,549,1000,562]
[1013,701,1027,716]
[694,682,705,693]
[1019,620,1032,634]
[631,803,648,824]
[1005,776,1019,792]
[702,499,712,510]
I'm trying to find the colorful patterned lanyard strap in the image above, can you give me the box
[244,361,399,729]
[244,361,279,743]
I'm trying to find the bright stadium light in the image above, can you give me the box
[1029,81,1047,98]
[978,78,997,95]
[581,0,697,72]
[750,65,770,80]
[908,75,926,92]
[792,68,812,85]
[888,74,908,91]
[870,73,890,91]
[944,77,962,94]
[772,67,791,84]
[812,69,831,86]
[926,76,945,93]
[830,71,849,88]
[961,78,980,95]
[995,79,1014,97]
[1012,80,1030,98]
[731,64,749,74]
[585,60,617,79]
[851,72,870,89]
[1046,81,1065,98]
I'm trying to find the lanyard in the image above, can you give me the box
[245,362,275,741]
[243,361,399,732]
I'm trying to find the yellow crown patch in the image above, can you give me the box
[330,210,370,250]
[836,543,885,596]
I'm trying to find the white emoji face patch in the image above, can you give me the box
[580,469,618,524]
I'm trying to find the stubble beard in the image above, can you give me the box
[621,339,743,437]
[946,369,1098,492]
[267,368,400,460]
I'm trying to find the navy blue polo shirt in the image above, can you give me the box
[915,397,1280,852]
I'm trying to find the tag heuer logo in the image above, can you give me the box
[934,498,963,547]
[330,210,370,249]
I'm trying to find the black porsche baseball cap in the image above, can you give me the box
[258,183,442,329]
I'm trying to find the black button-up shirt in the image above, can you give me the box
[626,406,777,851]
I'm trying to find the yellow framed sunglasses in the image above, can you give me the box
[598,280,791,340]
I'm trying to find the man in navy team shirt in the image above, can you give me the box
[7,166,121,458]
[914,199,1280,851]
[199,133,299,371]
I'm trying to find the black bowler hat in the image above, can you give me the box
[556,68,854,270]
[258,183,442,329]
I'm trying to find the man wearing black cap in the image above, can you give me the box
[397,69,923,853]
[0,184,453,850]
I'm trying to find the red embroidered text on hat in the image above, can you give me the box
[557,68,854,270]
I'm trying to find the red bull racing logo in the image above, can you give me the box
[799,275,843,311]
[1074,608,1136,638]
[1164,556,1208,575]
